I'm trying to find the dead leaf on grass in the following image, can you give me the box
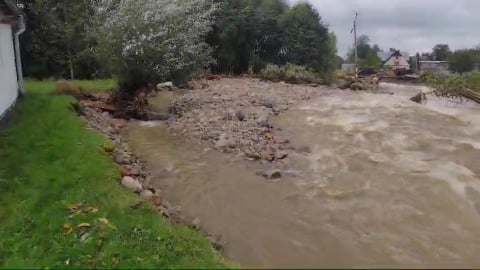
[97,217,110,224]
[76,223,92,230]
[68,202,85,212]
[98,217,117,230]
[87,206,99,213]
[63,223,74,234]
[80,232,92,242]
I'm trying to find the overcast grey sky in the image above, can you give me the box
[290,0,480,57]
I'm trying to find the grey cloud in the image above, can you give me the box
[289,0,480,57]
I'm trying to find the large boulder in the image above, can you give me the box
[157,82,174,91]
[410,92,427,104]
[121,176,143,193]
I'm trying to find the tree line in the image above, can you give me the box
[426,44,480,73]
[19,0,337,91]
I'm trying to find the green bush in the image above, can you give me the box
[96,0,216,94]
[261,64,284,82]
[465,72,480,92]
[260,63,321,84]
[422,72,467,97]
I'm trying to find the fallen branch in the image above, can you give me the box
[460,88,480,104]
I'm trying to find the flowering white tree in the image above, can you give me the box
[96,0,216,91]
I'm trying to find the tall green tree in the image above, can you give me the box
[278,2,332,77]
[355,35,371,59]
[20,0,104,79]
[208,0,287,73]
[346,35,381,69]
[96,0,216,92]
[432,44,451,61]
[448,48,480,73]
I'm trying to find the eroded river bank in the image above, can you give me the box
[125,79,480,268]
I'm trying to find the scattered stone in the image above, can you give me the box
[256,169,282,180]
[119,166,131,177]
[166,78,321,161]
[214,133,236,149]
[272,107,280,115]
[114,152,131,165]
[235,110,246,121]
[275,151,288,160]
[410,92,427,104]
[207,234,225,251]
[130,163,142,176]
[258,118,273,128]
[140,189,154,199]
[112,119,128,129]
[262,99,276,109]
[351,82,367,91]
[222,111,233,121]
[151,193,163,207]
[244,150,262,160]
[191,218,201,230]
[121,176,143,193]
[157,81,174,91]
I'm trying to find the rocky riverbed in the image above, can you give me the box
[166,77,323,162]
[78,104,225,249]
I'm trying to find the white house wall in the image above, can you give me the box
[384,56,410,70]
[0,23,18,118]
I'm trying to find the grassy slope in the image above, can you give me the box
[0,80,225,268]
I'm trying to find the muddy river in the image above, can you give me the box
[126,83,480,268]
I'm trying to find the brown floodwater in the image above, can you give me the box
[125,83,480,268]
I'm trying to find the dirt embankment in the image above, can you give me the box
[166,77,322,162]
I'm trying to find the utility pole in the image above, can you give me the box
[352,12,358,78]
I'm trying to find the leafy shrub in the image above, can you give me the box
[465,72,480,92]
[422,72,466,98]
[260,63,321,84]
[261,64,284,82]
[95,0,216,93]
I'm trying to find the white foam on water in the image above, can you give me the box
[138,121,162,127]
[427,162,478,199]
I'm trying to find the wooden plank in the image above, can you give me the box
[460,88,480,104]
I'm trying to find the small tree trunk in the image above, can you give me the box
[68,51,75,80]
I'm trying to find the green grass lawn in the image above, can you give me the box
[0,80,226,268]
[24,78,117,94]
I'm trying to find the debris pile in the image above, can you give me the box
[166,77,320,162]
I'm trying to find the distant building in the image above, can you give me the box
[419,61,450,75]
[378,49,410,70]
[420,53,435,61]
